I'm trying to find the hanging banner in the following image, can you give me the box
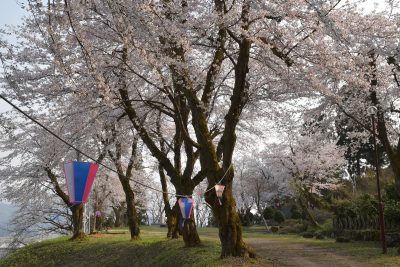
[214,184,225,205]
[178,197,194,228]
[63,161,98,204]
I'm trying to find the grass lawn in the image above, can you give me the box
[1,226,400,266]
[0,226,266,267]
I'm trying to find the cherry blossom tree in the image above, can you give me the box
[106,172,127,228]
[261,132,345,226]
[298,3,400,197]
[2,0,395,258]
[0,107,109,239]
[233,157,283,227]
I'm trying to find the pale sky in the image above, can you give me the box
[0,0,26,113]
[0,0,385,115]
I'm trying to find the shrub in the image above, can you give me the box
[263,207,275,220]
[385,184,400,201]
[274,210,285,224]
[291,204,302,219]
[278,225,303,234]
[270,226,279,233]
[302,232,314,238]
[336,237,350,243]
[320,219,333,231]
[315,232,325,240]
[309,209,334,224]
[356,194,378,217]
[238,208,255,226]
[280,219,301,226]
[279,219,307,234]
[102,216,114,229]
[385,201,400,225]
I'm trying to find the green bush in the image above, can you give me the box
[355,194,378,217]
[278,224,307,234]
[278,219,307,234]
[332,199,357,218]
[336,236,350,243]
[238,208,255,226]
[290,204,302,219]
[280,219,301,226]
[274,210,285,224]
[302,232,314,238]
[308,208,333,224]
[385,184,400,201]
[270,226,279,233]
[332,193,400,230]
[341,230,379,241]
[320,219,333,232]
[384,200,400,224]
[102,216,114,229]
[263,207,275,220]
[315,232,325,240]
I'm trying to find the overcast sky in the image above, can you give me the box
[0,0,26,113]
[0,0,385,115]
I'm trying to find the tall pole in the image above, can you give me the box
[367,106,387,254]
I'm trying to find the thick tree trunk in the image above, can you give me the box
[124,186,140,240]
[182,216,200,247]
[166,204,179,239]
[158,164,180,239]
[70,204,85,240]
[176,199,200,246]
[207,183,254,258]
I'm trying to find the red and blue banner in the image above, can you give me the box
[178,197,194,228]
[63,161,98,204]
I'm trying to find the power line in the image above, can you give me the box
[0,94,178,196]
[0,94,229,199]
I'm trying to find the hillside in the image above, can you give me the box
[1,226,400,267]
[0,227,268,267]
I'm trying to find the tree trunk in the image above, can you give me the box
[166,204,179,239]
[205,174,254,258]
[218,190,253,257]
[113,206,124,228]
[158,164,180,239]
[92,215,97,233]
[70,204,85,240]
[182,217,200,247]
[96,215,102,231]
[124,185,140,240]
[176,199,200,246]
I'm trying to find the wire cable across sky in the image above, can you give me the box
[0,94,229,199]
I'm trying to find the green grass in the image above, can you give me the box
[1,226,400,266]
[0,227,265,267]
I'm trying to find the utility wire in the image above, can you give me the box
[0,94,230,199]
[0,94,181,196]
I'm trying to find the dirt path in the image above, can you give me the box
[245,239,373,267]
